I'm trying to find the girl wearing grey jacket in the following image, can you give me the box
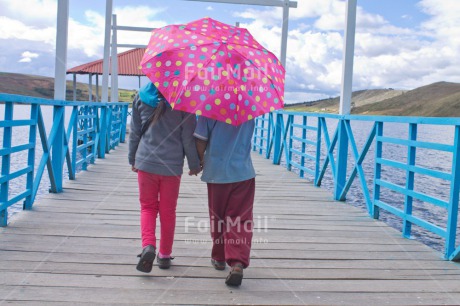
[129,82,201,273]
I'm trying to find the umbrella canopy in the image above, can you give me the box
[140,17,285,125]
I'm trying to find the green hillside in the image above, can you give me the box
[285,82,460,117]
[0,72,136,102]
[353,82,460,117]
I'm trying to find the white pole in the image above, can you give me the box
[339,0,357,115]
[111,14,119,102]
[72,74,76,101]
[280,0,290,67]
[54,0,69,100]
[89,73,93,102]
[96,75,99,102]
[101,0,113,102]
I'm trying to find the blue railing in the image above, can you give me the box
[254,111,460,261]
[0,93,130,226]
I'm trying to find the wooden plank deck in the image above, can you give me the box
[1,143,460,305]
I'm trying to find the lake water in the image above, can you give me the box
[1,104,458,253]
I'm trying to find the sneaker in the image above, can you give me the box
[136,245,156,273]
[211,259,226,271]
[157,256,174,269]
[225,263,244,286]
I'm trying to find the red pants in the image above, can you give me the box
[207,178,255,268]
[137,170,181,256]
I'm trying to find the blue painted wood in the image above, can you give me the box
[0,94,130,225]
[335,120,349,200]
[51,106,65,192]
[375,199,447,238]
[446,125,460,259]
[403,123,417,238]
[314,118,322,185]
[69,106,78,180]
[372,121,383,219]
[273,113,283,165]
[376,158,451,180]
[0,119,36,127]
[265,113,273,159]
[259,113,266,155]
[98,106,108,158]
[24,104,38,210]
[287,115,294,171]
[339,121,375,213]
[1,102,13,226]
[281,115,293,167]
[376,179,448,208]
[317,118,338,186]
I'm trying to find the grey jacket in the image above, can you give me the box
[128,97,201,176]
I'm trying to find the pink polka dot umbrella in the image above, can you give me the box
[140,17,285,126]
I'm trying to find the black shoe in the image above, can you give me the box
[136,245,156,273]
[211,259,226,271]
[157,256,174,269]
[225,263,244,286]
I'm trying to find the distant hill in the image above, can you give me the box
[286,82,460,117]
[0,72,136,102]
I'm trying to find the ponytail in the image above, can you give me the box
[149,97,168,127]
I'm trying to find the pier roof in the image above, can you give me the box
[66,48,145,76]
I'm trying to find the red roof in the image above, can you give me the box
[67,48,145,76]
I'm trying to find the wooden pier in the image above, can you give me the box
[1,143,460,305]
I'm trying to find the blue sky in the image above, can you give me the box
[0,0,459,103]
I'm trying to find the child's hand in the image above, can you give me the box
[188,168,201,176]
[131,165,138,173]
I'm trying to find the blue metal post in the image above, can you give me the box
[90,106,97,164]
[120,104,128,143]
[287,114,294,171]
[334,119,349,200]
[372,121,383,219]
[259,114,265,155]
[24,104,38,210]
[314,117,322,186]
[300,116,307,178]
[1,102,13,226]
[71,106,78,179]
[82,106,88,170]
[265,113,272,159]
[403,123,417,238]
[252,117,258,152]
[106,107,113,153]
[273,113,283,165]
[51,106,65,192]
[446,125,460,259]
[98,105,107,158]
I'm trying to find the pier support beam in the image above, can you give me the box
[339,0,357,115]
[102,0,113,102]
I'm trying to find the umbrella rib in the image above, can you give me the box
[228,45,285,104]
[183,41,229,89]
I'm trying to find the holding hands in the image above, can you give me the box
[188,159,204,176]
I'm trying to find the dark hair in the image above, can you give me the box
[149,96,167,126]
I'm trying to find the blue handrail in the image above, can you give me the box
[0,93,130,226]
[254,111,460,261]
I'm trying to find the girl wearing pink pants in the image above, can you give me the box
[129,83,201,272]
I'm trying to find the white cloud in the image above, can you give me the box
[0,16,55,44]
[0,0,57,26]
[18,51,39,63]
[419,0,460,45]
[230,0,460,103]
[206,6,214,11]
[0,0,173,88]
